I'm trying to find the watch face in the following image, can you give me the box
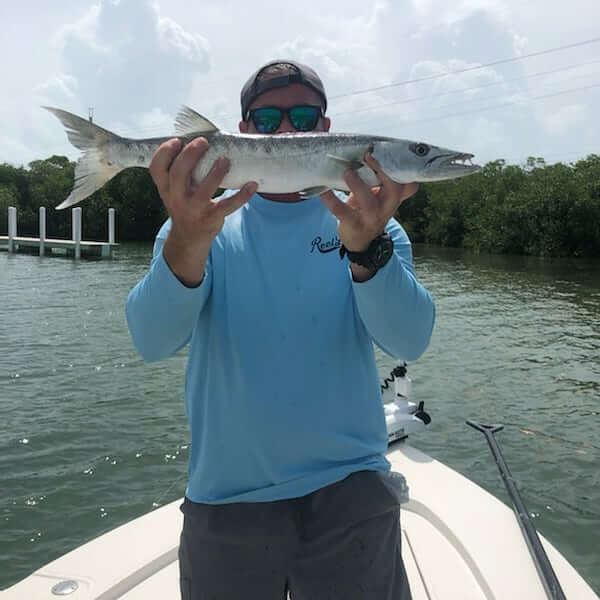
[373,237,393,267]
[351,234,393,269]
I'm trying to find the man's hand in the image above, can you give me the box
[320,152,418,253]
[150,137,257,248]
[149,137,257,286]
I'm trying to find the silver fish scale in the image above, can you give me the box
[185,132,383,193]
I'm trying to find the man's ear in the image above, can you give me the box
[323,116,331,132]
[239,120,248,133]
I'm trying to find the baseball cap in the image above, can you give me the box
[240,60,328,120]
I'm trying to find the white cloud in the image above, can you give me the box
[541,103,587,137]
[1,0,211,164]
[0,135,37,168]
[51,0,210,119]
[1,0,599,167]
[157,14,209,63]
[115,106,174,138]
[34,74,79,102]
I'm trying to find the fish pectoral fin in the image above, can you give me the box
[174,106,219,135]
[326,154,363,170]
[298,186,330,197]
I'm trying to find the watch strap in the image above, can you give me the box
[339,232,394,270]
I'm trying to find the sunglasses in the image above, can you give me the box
[247,105,323,133]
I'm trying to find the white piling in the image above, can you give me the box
[72,207,82,259]
[108,208,115,244]
[8,206,17,253]
[39,207,46,256]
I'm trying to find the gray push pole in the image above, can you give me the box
[8,206,17,253]
[108,208,115,244]
[39,207,46,256]
[72,207,82,259]
[467,421,567,600]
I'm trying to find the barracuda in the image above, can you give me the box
[44,105,481,210]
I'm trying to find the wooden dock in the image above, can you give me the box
[1,206,118,259]
[0,236,118,258]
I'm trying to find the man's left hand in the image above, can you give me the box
[320,152,418,252]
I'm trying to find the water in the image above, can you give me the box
[1,244,599,593]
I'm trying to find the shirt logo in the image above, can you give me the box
[310,235,341,254]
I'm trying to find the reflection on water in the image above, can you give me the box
[1,243,599,593]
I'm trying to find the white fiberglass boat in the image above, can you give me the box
[2,364,598,599]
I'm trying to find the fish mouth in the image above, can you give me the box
[431,152,479,170]
[420,151,481,180]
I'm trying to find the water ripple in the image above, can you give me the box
[2,244,599,594]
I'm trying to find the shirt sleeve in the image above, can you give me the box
[125,219,213,362]
[350,219,436,361]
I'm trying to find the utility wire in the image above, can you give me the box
[114,71,600,139]
[402,81,600,126]
[91,40,600,140]
[329,36,600,101]
[107,36,600,137]
[330,58,600,118]
[340,70,600,127]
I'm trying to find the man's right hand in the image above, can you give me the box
[149,137,257,287]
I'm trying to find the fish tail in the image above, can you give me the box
[43,106,125,209]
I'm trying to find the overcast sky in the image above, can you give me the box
[1,0,599,168]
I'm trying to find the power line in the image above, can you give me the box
[330,58,600,118]
[81,42,600,139]
[117,75,600,139]
[404,81,600,126]
[113,36,600,136]
[329,36,600,101]
[338,69,600,127]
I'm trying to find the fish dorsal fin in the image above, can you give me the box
[174,106,219,135]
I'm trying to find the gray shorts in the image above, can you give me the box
[178,469,412,600]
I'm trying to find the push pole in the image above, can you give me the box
[466,421,567,600]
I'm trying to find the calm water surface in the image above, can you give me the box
[1,243,599,592]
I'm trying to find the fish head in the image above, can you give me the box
[372,139,481,182]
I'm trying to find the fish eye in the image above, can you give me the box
[413,143,430,157]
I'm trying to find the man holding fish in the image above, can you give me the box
[129,59,431,600]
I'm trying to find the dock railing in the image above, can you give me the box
[2,206,118,259]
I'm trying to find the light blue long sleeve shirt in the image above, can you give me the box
[126,192,435,504]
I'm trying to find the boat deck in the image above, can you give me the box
[2,441,597,599]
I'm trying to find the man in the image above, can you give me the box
[126,59,435,599]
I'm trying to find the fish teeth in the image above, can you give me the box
[448,153,474,166]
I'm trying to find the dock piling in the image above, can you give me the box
[8,206,17,253]
[39,207,46,256]
[72,208,82,260]
[108,208,115,245]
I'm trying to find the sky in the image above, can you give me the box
[1,0,599,169]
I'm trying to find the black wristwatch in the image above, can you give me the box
[339,232,394,271]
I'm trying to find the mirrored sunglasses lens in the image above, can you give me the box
[252,108,282,133]
[289,106,320,131]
